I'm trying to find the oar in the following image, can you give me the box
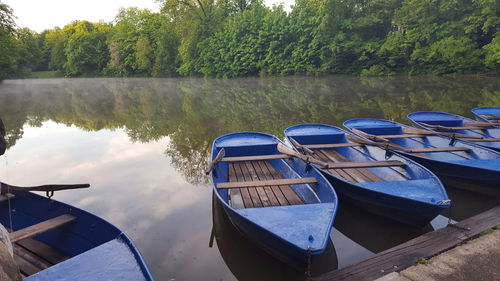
[463,122,499,128]
[205,148,225,175]
[346,134,409,152]
[289,137,315,155]
[351,128,391,143]
[403,127,483,139]
[277,143,329,168]
[0,182,90,194]
[416,122,485,131]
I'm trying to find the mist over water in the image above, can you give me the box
[0,76,499,280]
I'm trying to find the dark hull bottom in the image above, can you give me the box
[323,174,443,228]
[220,203,336,273]
[337,193,435,228]
[440,177,500,196]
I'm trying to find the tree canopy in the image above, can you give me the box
[1,0,499,80]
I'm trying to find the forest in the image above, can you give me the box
[0,0,499,80]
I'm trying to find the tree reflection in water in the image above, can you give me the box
[0,76,498,185]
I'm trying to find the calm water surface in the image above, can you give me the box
[0,76,499,280]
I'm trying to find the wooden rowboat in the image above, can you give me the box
[209,132,338,267]
[284,124,450,227]
[408,111,500,152]
[0,187,154,280]
[471,107,500,124]
[343,118,500,195]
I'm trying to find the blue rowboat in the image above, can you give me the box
[471,107,500,124]
[284,124,450,227]
[0,191,154,281]
[209,132,338,267]
[408,111,500,152]
[343,118,500,195]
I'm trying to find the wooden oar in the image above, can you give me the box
[463,122,499,127]
[205,148,225,175]
[0,182,90,194]
[346,134,409,152]
[403,127,483,139]
[416,122,484,131]
[289,137,315,155]
[277,143,329,168]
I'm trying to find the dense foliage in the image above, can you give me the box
[0,0,499,80]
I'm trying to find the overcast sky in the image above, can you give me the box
[3,0,293,32]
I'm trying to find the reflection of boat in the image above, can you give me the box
[209,132,338,268]
[333,199,433,253]
[212,193,337,280]
[440,183,500,222]
[408,111,500,152]
[471,107,500,123]
[344,119,500,195]
[0,191,154,280]
[284,124,449,227]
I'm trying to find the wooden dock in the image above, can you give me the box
[314,206,500,281]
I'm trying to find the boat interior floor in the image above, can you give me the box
[315,149,396,183]
[6,214,75,277]
[228,161,304,209]
[13,236,68,278]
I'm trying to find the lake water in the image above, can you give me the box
[0,76,499,280]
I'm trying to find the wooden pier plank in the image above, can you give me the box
[314,206,500,281]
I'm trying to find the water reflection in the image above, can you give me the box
[1,76,499,185]
[334,200,433,253]
[212,193,338,280]
[0,76,499,280]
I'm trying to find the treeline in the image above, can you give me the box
[1,0,499,80]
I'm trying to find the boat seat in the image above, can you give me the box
[9,214,76,243]
[302,143,362,149]
[377,134,424,139]
[227,161,304,209]
[218,177,317,188]
[221,154,290,162]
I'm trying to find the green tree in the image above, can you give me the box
[0,1,17,80]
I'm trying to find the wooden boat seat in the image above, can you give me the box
[227,161,304,209]
[302,143,363,149]
[218,178,317,188]
[9,214,76,243]
[221,154,290,162]
[376,134,424,139]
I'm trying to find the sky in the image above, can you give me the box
[3,0,293,32]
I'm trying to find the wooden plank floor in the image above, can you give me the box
[314,206,500,281]
[13,237,68,277]
[228,161,304,209]
[314,149,384,183]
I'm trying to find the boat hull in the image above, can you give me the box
[323,174,447,227]
[210,132,338,268]
[284,124,450,227]
[0,192,153,281]
[344,118,500,196]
